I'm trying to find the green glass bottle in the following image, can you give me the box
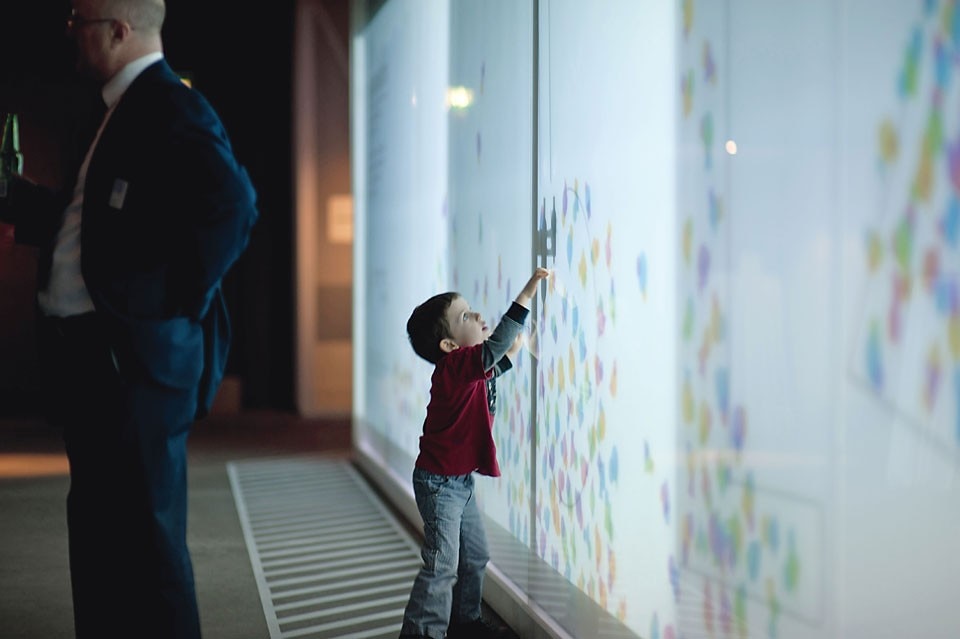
[0,113,24,199]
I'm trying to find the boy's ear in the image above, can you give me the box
[439,338,459,353]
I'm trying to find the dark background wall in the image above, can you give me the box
[0,1,299,413]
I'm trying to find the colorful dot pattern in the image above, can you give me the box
[535,178,624,616]
[678,2,812,636]
[859,0,960,450]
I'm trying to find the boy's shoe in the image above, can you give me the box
[447,617,515,639]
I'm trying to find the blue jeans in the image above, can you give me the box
[400,468,489,638]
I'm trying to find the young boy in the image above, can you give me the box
[399,267,551,639]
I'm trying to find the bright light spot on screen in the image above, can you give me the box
[411,92,418,107]
[725,139,738,155]
[445,86,474,110]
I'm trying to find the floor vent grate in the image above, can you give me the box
[228,457,420,639]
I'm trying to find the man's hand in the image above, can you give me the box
[0,174,35,224]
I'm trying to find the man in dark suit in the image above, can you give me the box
[0,0,258,636]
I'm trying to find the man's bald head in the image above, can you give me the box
[103,0,165,34]
[70,0,165,83]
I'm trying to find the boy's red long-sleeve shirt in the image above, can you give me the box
[415,344,501,476]
[415,303,528,477]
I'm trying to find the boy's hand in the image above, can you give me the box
[515,267,551,308]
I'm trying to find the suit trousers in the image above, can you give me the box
[38,312,202,639]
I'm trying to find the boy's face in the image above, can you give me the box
[441,295,489,352]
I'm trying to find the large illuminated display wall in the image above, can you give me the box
[351,1,960,638]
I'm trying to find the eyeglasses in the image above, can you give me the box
[66,10,116,31]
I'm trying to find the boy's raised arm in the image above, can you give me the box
[515,267,551,309]
[483,268,551,371]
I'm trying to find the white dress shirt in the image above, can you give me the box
[38,51,164,318]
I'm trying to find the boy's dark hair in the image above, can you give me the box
[407,292,459,364]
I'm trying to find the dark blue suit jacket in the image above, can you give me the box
[2,60,258,422]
